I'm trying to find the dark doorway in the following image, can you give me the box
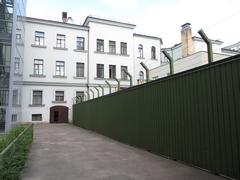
[50,106,68,123]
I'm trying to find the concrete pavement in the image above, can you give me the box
[22,124,227,180]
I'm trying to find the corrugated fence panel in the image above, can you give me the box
[73,55,240,179]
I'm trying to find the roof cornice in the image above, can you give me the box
[83,16,136,29]
[25,17,89,31]
[133,33,163,44]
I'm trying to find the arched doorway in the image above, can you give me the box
[50,106,68,123]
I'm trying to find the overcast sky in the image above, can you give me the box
[26,0,240,47]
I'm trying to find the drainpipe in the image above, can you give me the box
[123,70,132,87]
[198,29,213,63]
[113,77,120,91]
[162,50,174,75]
[98,85,104,96]
[94,87,100,97]
[140,62,150,82]
[89,89,95,99]
[105,81,112,94]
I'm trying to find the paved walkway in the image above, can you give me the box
[22,124,226,180]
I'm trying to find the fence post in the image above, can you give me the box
[83,94,87,101]
[85,91,90,100]
[140,62,150,82]
[98,85,104,96]
[94,87,100,97]
[162,50,174,75]
[123,70,133,87]
[198,29,213,63]
[113,77,120,91]
[105,81,112,93]
[89,89,95,99]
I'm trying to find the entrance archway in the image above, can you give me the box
[50,106,68,123]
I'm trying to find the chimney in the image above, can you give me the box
[181,23,194,57]
[62,12,68,23]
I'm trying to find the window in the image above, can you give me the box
[109,65,116,79]
[12,114,17,122]
[14,57,20,74]
[121,66,128,80]
[139,71,144,80]
[97,39,104,52]
[56,34,66,48]
[12,90,18,105]
[34,59,43,75]
[56,61,65,76]
[96,64,104,78]
[76,63,84,77]
[32,90,42,105]
[120,42,127,55]
[76,91,84,99]
[76,37,84,50]
[16,34,21,43]
[32,114,42,121]
[109,41,116,53]
[138,44,143,58]
[35,31,44,46]
[151,46,156,59]
[55,91,64,102]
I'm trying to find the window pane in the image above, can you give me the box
[121,42,127,55]
[121,66,128,80]
[109,41,116,53]
[35,31,45,46]
[76,37,84,50]
[97,64,104,78]
[97,39,104,52]
[32,114,42,121]
[32,91,42,105]
[56,61,65,76]
[109,65,116,79]
[56,34,66,48]
[76,63,84,77]
[55,91,64,101]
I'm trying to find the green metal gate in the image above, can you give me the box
[73,54,240,179]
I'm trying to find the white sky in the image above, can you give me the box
[26,0,240,47]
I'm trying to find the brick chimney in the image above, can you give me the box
[62,12,68,23]
[181,23,194,57]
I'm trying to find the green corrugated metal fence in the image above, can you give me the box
[73,55,240,179]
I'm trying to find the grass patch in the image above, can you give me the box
[0,124,33,180]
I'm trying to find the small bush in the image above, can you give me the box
[0,124,33,180]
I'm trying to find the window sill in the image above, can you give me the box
[53,75,67,79]
[53,47,68,51]
[118,54,130,57]
[14,73,22,77]
[30,74,46,78]
[52,101,67,104]
[31,44,47,48]
[73,76,87,79]
[74,49,88,53]
[151,58,158,60]
[16,43,24,46]
[94,51,106,54]
[107,52,117,56]
[137,57,145,59]
[13,104,21,107]
[29,104,45,107]
[120,79,130,81]
[94,77,106,80]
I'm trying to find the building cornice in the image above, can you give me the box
[14,81,88,87]
[133,33,163,44]
[25,17,89,31]
[83,16,136,29]
[192,36,223,45]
